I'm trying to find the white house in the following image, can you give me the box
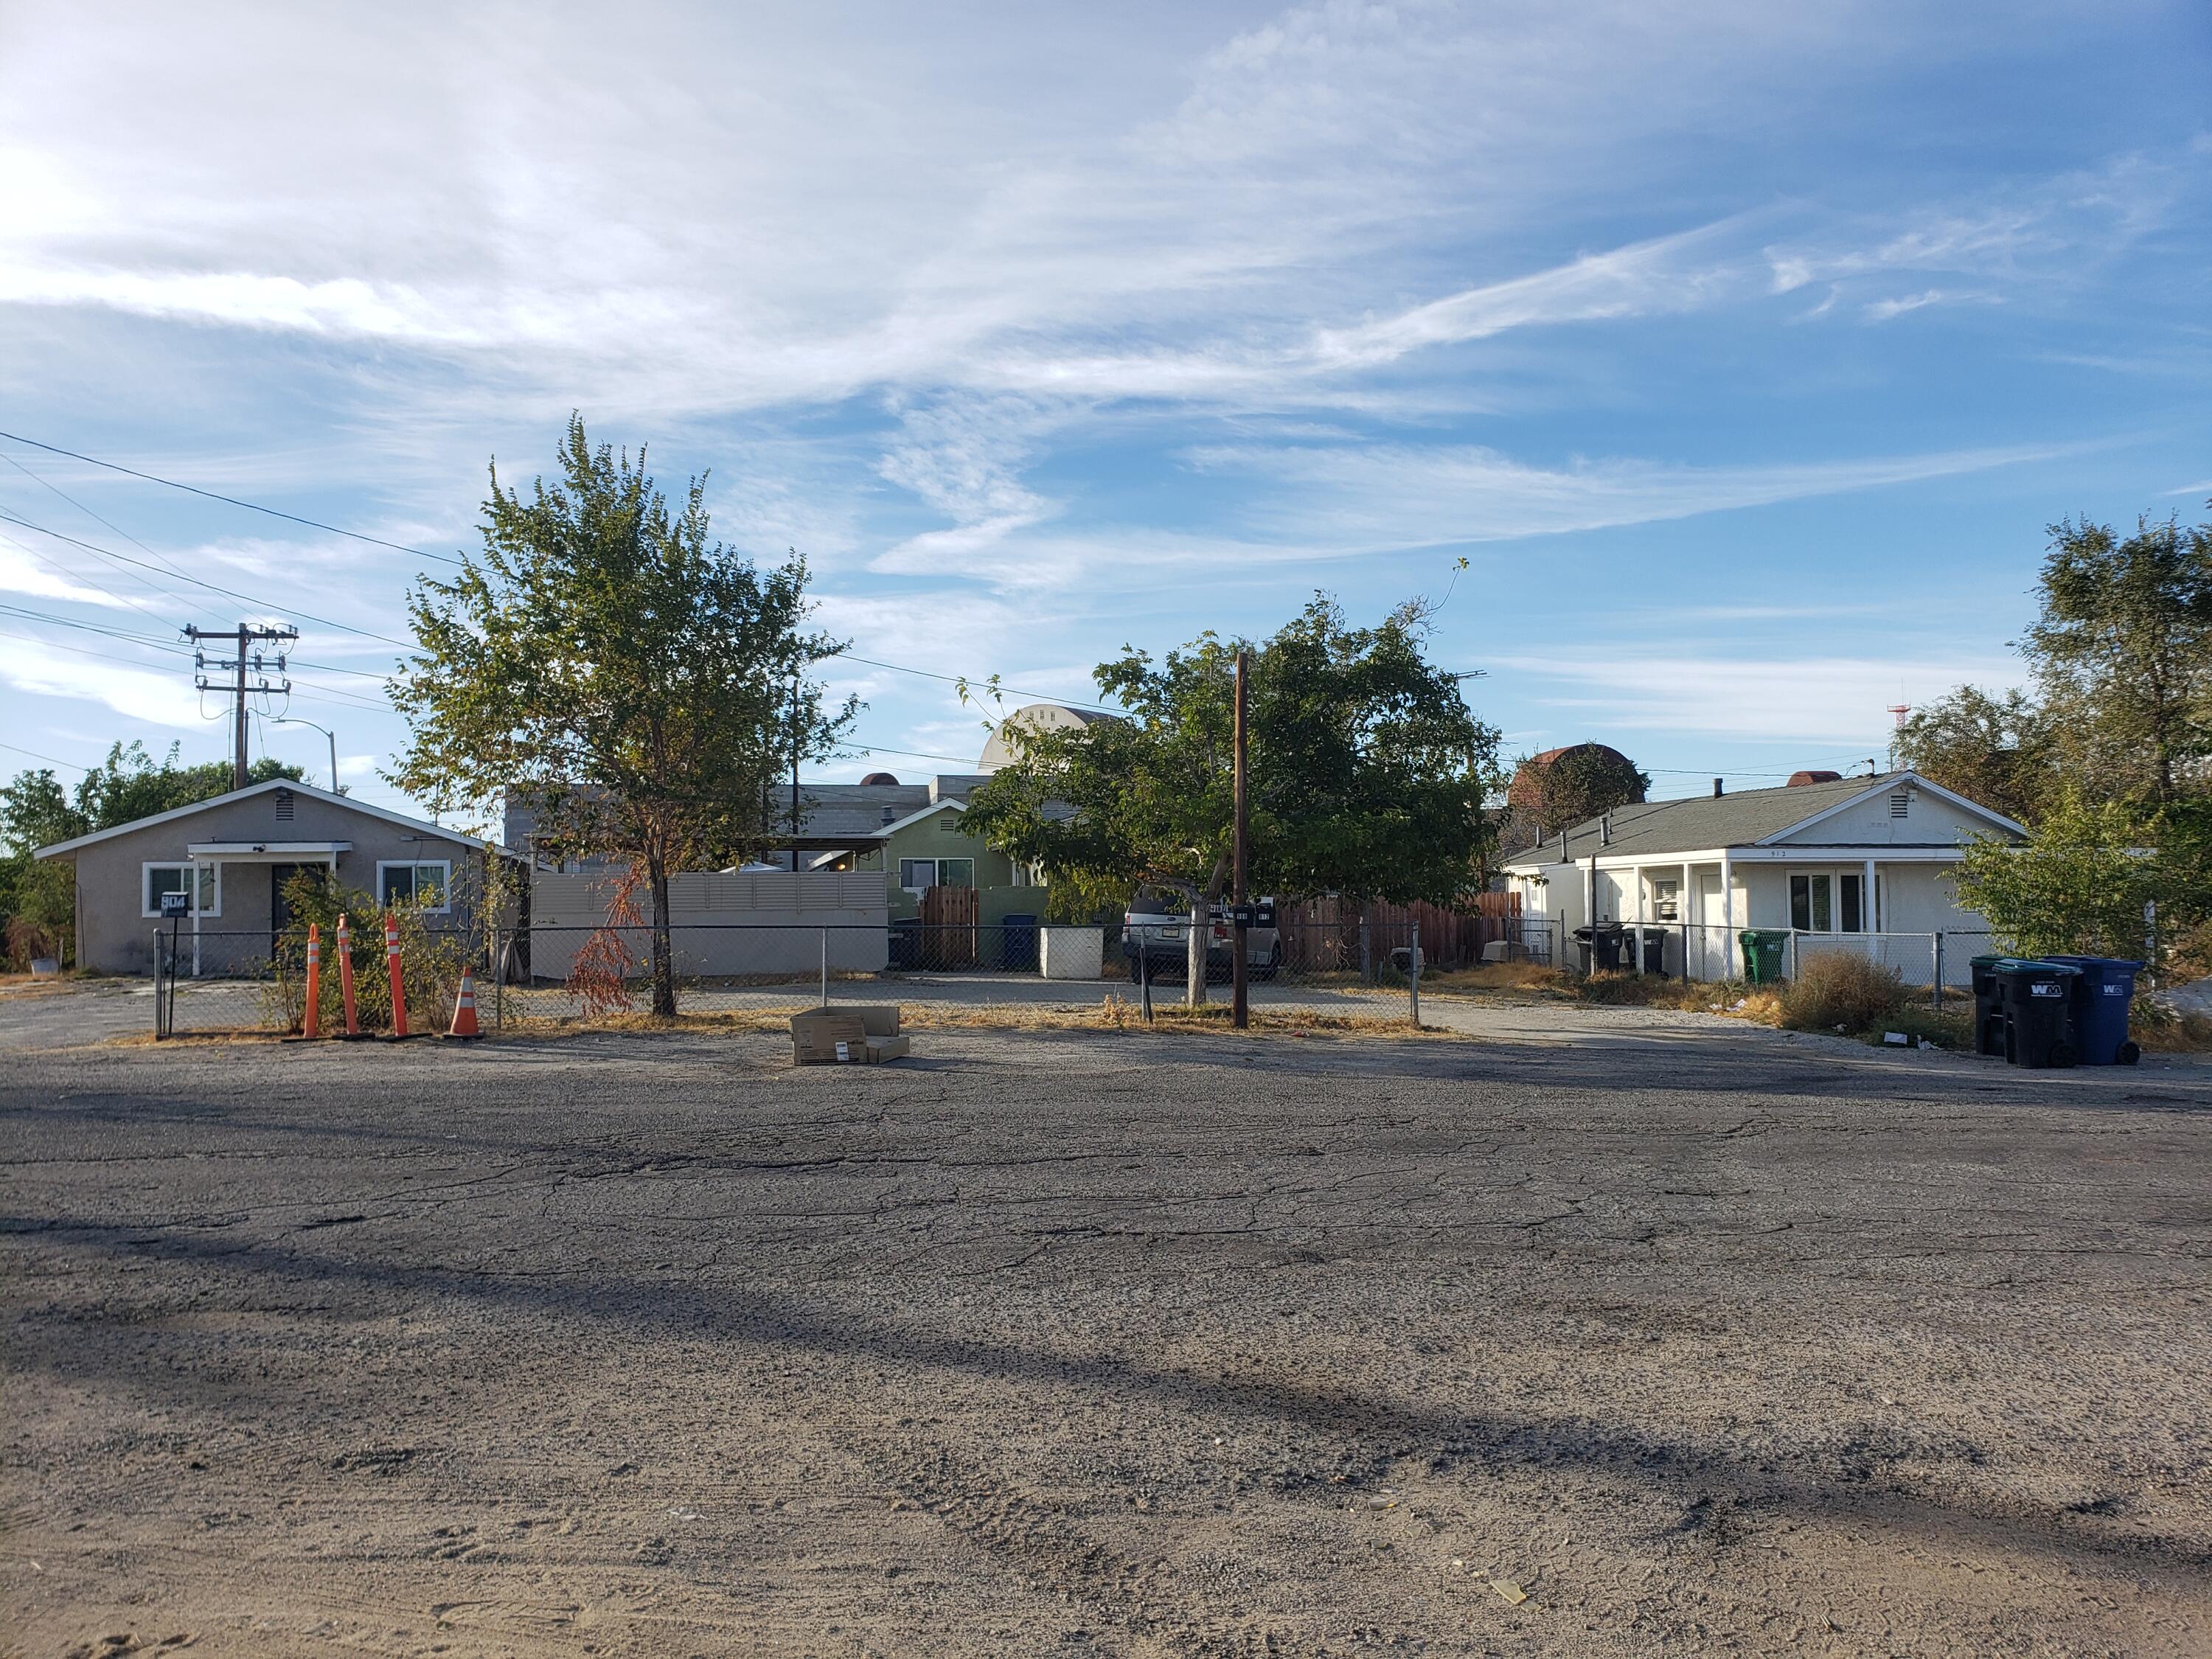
[1498,770,2023,984]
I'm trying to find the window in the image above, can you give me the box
[1652,877,1680,922]
[142,862,218,918]
[898,856,973,892]
[1790,873,1832,932]
[377,860,451,912]
[1790,871,1865,933]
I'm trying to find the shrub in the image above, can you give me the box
[1779,953,1909,1034]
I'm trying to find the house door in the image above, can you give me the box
[1694,872,1727,980]
[270,863,321,953]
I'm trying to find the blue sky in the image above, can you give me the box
[1,1,2206,825]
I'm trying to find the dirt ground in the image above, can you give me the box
[4,996,2210,1658]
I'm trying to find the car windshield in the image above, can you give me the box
[1130,883,1189,915]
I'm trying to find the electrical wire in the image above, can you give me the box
[0,428,465,566]
[0,510,414,647]
[0,740,90,773]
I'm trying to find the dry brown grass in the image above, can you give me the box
[2133,999,2212,1054]
[487,994,1464,1045]
[1778,954,1910,1034]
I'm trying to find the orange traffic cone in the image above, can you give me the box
[444,967,482,1040]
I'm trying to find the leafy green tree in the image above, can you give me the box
[1893,686,2053,826]
[2027,514,2212,805]
[1501,743,1649,849]
[1950,792,2158,960]
[74,742,302,829]
[964,596,1500,998]
[389,415,855,1017]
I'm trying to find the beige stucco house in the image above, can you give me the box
[34,779,504,975]
[1498,770,2024,984]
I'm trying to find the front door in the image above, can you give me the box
[1695,872,1726,979]
[270,863,321,953]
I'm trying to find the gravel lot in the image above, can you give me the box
[4,989,2210,1658]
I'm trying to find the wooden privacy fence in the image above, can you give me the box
[1273,893,1523,972]
[918,883,979,968]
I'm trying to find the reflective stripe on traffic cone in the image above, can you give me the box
[384,913,411,1038]
[444,967,481,1040]
[303,923,322,1038]
[335,913,365,1038]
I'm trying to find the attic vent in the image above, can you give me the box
[880,806,896,826]
[274,789,294,822]
[1889,789,1910,819]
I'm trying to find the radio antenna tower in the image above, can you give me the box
[1886,702,1910,768]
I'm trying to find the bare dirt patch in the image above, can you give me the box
[4,1023,2210,1655]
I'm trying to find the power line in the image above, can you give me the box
[0,740,90,773]
[827,651,1122,717]
[0,509,414,648]
[0,428,465,567]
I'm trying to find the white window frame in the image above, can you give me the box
[1789,869,1865,933]
[898,857,936,894]
[142,860,220,918]
[935,857,974,889]
[375,859,453,914]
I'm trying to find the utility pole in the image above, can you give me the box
[186,622,296,789]
[788,667,802,874]
[1232,648,1249,1031]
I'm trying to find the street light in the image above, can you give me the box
[271,716,339,792]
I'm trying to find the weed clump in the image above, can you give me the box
[1778,953,1909,1034]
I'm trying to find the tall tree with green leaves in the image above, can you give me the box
[2028,513,2212,805]
[964,597,1500,998]
[1892,686,2053,827]
[388,416,855,1016]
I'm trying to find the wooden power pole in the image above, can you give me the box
[1232,648,1249,1030]
[185,622,296,790]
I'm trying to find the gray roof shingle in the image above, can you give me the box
[1500,771,1930,867]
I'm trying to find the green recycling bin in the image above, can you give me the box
[1739,928,1789,984]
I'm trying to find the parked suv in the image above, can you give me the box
[1122,883,1280,982]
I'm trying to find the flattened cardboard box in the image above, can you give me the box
[790,1006,905,1065]
[790,1011,866,1065]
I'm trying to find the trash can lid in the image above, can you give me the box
[1992,958,2081,977]
[2036,954,2141,970]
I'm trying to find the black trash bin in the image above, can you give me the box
[1969,953,2008,1056]
[888,918,920,970]
[1636,928,1669,975]
[1992,959,2081,1068]
[2039,956,2142,1065]
[1573,923,1628,973]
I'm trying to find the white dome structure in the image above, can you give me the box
[978,702,1113,771]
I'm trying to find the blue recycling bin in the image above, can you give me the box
[2038,956,2142,1065]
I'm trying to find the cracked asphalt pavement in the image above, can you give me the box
[4,995,2210,1657]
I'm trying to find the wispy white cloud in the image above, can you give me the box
[1189,437,2074,551]
[0,541,139,609]
[1495,651,2025,745]
[1,638,212,728]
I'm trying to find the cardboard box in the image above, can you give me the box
[790,1006,905,1065]
[790,1010,868,1065]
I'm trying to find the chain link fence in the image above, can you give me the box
[145,915,2014,1037]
